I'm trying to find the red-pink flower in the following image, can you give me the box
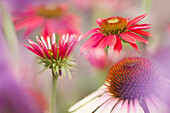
[13,3,81,38]
[23,34,81,78]
[80,14,152,53]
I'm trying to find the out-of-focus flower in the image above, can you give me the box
[70,0,132,12]
[0,39,43,113]
[13,3,81,38]
[81,14,152,53]
[23,33,81,78]
[86,48,120,69]
[68,57,170,113]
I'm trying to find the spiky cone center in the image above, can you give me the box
[100,17,128,36]
[37,5,64,18]
[106,58,157,100]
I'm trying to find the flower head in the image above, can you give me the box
[23,34,81,78]
[69,57,170,113]
[13,3,81,38]
[80,14,152,53]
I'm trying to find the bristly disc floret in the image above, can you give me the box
[106,57,158,100]
[23,34,82,79]
[100,17,128,36]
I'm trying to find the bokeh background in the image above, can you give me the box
[1,0,170,113]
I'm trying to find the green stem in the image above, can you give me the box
[142,0,153,12]
[50,71,59,113]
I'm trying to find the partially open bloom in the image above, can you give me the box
[81,14,152,53]
[13,3,81,38]
[69,57,170,113]
[23,34,81,78]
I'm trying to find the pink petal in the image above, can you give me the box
[107,35,117,47]
[129,42,140,52]
[131,29,152,37]
[37,39,51,60]
[80,33,104,53]
[114,35,122,52]
[23,44,43,58]
[59,42,69,59]
[52,43,57,60]
[81,28,101,40]
[127,24,151,31]
[15,16,44,31]
[94,36,108,48]
[15,17,33,30]
[66,40,77,57]
[119,33,136,43]
[27,39,45,58]
[126,32,149,44]
[127,13,148,26]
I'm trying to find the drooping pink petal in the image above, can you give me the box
[129,42,140,52]
[114,35,122,52]
[15,17,33,30]
[23,44,43,58]
[86,48,107,69]
[111,99,123,113]
[131,29,152,37]
[99,98,118,113]
[81,28,101,39]
[95,97,113,113]
[126,32,149,44]
[119,33,136,43]
[15,16,44,30]
[127,24,151,31]
[107,35,117,47]
[128,100,136,113]
[127,13,148,26]
[94,36,108,48]
[80,33,104,53]
[27,39,45,58]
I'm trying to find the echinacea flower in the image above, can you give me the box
[69,57,170,113]
[23,33,81,78]
[80,14,152,53]
[13,3,81,38]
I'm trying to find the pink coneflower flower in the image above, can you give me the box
[13,3,81,38]
[80,14,152,53]
[23,33,81,78]
[69,57,170,113]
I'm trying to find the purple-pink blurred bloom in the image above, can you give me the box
[0,28,43,113]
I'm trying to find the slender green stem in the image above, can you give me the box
[142,0,153,12]
[50,71,59,113]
